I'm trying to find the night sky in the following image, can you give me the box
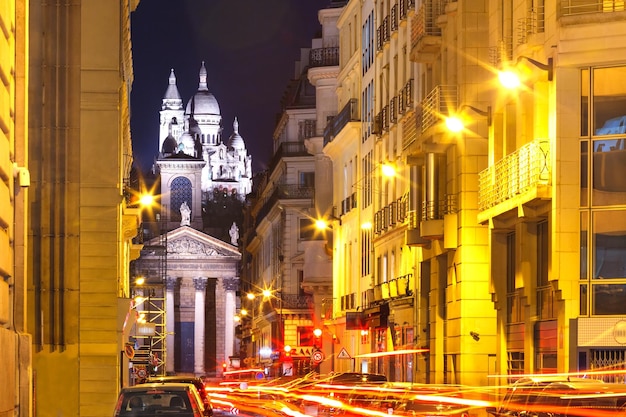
[130,0,330,174]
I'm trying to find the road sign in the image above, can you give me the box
[336,347,351,359]
[124,344,135,359]
[311,349,325,365]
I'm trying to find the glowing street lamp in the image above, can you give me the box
[498,56,554,89]
[381,163,396,178]
[446,105,492,132]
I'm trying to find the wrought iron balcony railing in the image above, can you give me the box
[268,142,310,175]
[323,98,360,146]
[255,184,314,225]
[309,47,339,67]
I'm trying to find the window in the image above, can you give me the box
[536,221,554,320]
[506,232,522,323]
[362,151,373,208]
[170,177,192,222]
[592,67,626,136]
[507,351,524,378]
[362,12,374,75]
[300,172,314,187]
[580,66,626,316]
[361,228,371,277]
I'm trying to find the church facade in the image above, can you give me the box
[129,62,252,379]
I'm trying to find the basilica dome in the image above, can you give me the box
[186,90,220,115]
[185,61,220,115]
[228,117,246,151]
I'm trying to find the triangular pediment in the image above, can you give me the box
[143,226,240,259]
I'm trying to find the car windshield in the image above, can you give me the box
[118,389,194,416]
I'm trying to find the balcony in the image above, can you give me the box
[309,47,339,67]
[477,139,551,223]
[280,293,314,310]
[255,184,314,225]
[298,119,317,141]
[340,192,357,215]
[422,85,458,132]
[402,108,421,149]
[374,194,408,235]
[258,293,314,317]
[398,78,413,116]
[376,16,390,51]
[324,98,360,146]
[371,274,413,304]
[517,6,545,46]
[268,142,310,175]
[560,0,625,17]
[399,0,416,21]
[410,1,446,63]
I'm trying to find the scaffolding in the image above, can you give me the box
[133,215,168,378]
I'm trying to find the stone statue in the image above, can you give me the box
[180,201,191,226]
[229,222,239,245]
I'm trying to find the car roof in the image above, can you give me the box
[544,380,626,391]
[120,382,196,393]
[511,376,600,385]
[324,372,388,384]
[149,376,203,383]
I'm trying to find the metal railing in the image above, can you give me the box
[411,0,447,46]
[561,0,625,16]
[268,142,310,175]
[371,273,413,304]
[478,139,551,211]
[255,184,314,225]
[309,47,339,67]
[323,98,360,146]
[298,119,317,140]
[422,193,456,221]
[422,85,458,132]
[517,6,545,45]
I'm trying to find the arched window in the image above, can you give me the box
[170,176,192,222]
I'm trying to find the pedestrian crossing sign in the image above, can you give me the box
[337,348,351,359]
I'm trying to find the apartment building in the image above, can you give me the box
[1,2,31,416]
[320,0,626,387]
[25,1,142,415]
[240,2,345,377]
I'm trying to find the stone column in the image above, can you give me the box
[223,277,239,364]
[194,277,208,375]
[165,277,177,374]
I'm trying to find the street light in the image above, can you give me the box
[315,211,343,230]
[499,56,554,88]
[446,105,492,133]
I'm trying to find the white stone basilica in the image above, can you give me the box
[130,62,251,379]
[156,62,252,230]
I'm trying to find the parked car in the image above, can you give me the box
[381,383,486,417]
[486,376,602,417]
[113,382,212,416]
[297,373,388,417]
[529,380,626,417]
[146,375,209,404]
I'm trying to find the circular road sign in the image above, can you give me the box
[311,350,325,365]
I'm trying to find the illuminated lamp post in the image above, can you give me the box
[445,105,492,133]
[498,56,554,89]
